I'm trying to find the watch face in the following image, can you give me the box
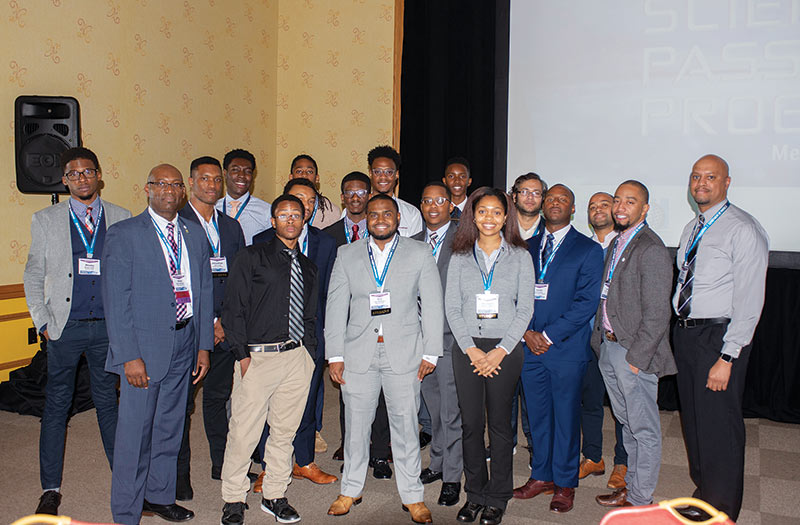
[721,354,734,363]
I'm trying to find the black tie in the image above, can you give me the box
[677,215,705,317]
[286,249,304,341]
[541,233,554,269]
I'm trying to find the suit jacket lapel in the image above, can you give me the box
[530,231,544,277]
[308,227,319,261]
[544,227,578,282]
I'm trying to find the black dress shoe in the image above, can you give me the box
[420,468,443,484]
[35,490,61,515]
[438,482,461,506]
[176,474,194,501]
[142,500,195,522]
[480,505,504,525]
[332,445,344,461]
[419,431,432,449]
[211,465,222,480]
[676,506,713,522]
[261,497,300,523]
[370,458,392,479]
[457,501,484,522]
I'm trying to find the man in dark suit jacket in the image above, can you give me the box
[176,156,246,499]
[513,184,604,514]
[411,181,463,506]
[252,178,338,485]
[591,181,676,509]
[103,164,213,525]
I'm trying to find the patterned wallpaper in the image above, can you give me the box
[0,0,396,285]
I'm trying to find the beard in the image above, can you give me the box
[370,225,398,241]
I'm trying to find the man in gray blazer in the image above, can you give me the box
[590,180,676,508]
[326,194,443,524]
[412,181,463,507]
[23,147,131,516]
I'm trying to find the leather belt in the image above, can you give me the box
[175,318,192,330]
[676,317,730,329]
[604,331,618,342]
[75,317,104,322]
[248,340,300,353]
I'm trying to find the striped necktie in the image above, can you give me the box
[541,233,554,268]
[167,223,188,321]
[286,248,304,341]
[85,207,94,235]
[677,215,705,318]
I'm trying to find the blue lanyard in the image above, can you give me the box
[533,219,544,238]
[538,234,566,281]
[430,232,446,257]
[368,236,399,290]
[472,245,499,292]
[151,217,183,274]
[344,220,368,244]
[684,202,730,263]
[309,197,319,225]
[606,222,646,283]
[203,214,220,257]
[69,204,103,258]
[223,194,251,221]
[301,227,308,256]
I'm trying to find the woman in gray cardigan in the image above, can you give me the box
[445,187,535,525]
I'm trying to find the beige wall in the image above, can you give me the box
[0,0,395,286]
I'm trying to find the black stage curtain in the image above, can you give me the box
[399,0,502,205]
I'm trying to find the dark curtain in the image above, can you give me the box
[399,0,502,205]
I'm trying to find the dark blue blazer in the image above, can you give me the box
[103,209,215,381]
[526,226,604,362]
[252,226,338,358]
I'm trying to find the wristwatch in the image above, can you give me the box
[720,353,736,363]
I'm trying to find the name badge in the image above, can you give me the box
[370,291,391,316]
[210,256,228,274]
[172,274,192,305]
[534,283,549,301]
[678,264,688,285]
[476,293,499,319]
[78,258,100,276]
[600,281,610,300]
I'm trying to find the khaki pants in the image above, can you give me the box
[221,347,314,501]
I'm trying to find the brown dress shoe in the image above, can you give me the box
[607,464,627,489]
[327,495,363,516]
[596,488,633,507]
[402,502,433,523]
[549,486,575,513]
[578,458,606,479]
[513,478,555,499]
[253,470,265,493]
[292,462,338,484]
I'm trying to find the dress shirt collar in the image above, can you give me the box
[226,191,250,204]
[474,235,508,270]
[591,229,618,250]
[698,199,729,221]
[426,221,450,242]
[453,198,467,212]
[369,233,398,255]
[148,206,179,229]
[69,196,102,221]
[188,201,217,224]
[520,215,542,239]
[541,223,571,251]
[615,219,645,246]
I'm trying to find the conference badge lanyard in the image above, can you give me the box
[601,221,646,300]
[430,231,446,258]
[205,213,228,274]
[152,217,191,306]
[309,197,319,226]
[301,226,309,256]
[678,202,730,285]
[368,235,398,316]
[345,221,368,244]
[69,204,103,276]
[473,245,499,319]
[222,194,251,221]
[535,234,566,301]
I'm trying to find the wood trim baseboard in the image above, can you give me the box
[392,0,404,150]
[0,312,31,323]
[0,284,25,301]
[0,357,33,372]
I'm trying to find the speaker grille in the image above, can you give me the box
[24,123,39,135]
[53,123,69,136]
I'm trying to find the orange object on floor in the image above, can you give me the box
[599,497,734,524]
[253,470,265,493]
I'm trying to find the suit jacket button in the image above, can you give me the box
[374,328,378,333]
[170,326,175,331]
[68,273,72,278]
[171,302,176,307]
[65,297,70,302]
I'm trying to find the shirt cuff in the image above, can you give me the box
[542,331,554,345]
[422,355,438,366]
[498,345,511,355]
[328,356,344,363]
[720,342,742,359]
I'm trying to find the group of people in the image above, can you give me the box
[23,144,768,525]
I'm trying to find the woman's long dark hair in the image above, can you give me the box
[452,187,528,253]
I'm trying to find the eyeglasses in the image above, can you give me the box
[275,213,303,222]
[147,181,185,190]
[371,168,396,177]
[293,168,316,176]
[516,189,542,198]
[421,196,450,206]
[64,168,99,180]
[228,166,254,176]
[343,189,368,198]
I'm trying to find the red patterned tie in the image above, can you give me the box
[352,224,359,241]
[167,223,188,321]
[85,207,94,235]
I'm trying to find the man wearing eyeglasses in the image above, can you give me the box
[367,145,423,237]
[215,149,271,245]
[103,164,213,524]
[24,147,131,516]
[219,195,318,525]
[511,173,547,241]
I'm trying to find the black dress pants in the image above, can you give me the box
[673,322,750,522]
[453,338,523,510]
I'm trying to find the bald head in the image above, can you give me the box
[588,192,613,231]
[693,154,729,177]
[148,163,182,182]
[690,154,730,212]
[146,163,186,220]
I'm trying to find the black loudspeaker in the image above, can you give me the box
[15,96,81,194]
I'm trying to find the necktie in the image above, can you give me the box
[429,230,439,252]
[352,224,359,241]
[677,215,705,317]
[85,207,94,235]
[287,249,304,341]
[227,200,240,219]
[167,223,188,321]
[541,233,554,269]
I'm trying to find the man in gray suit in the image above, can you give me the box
[590,180,676,508]
[412,181,463,507]
[326,194,443,524]
[24,147,131,516]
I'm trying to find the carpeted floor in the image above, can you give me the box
[1,375,798,525]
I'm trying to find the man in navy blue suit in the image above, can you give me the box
[176,156,246,499]
[513,184,603,514]
[251,178,339,486]
[103,164,213,524]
